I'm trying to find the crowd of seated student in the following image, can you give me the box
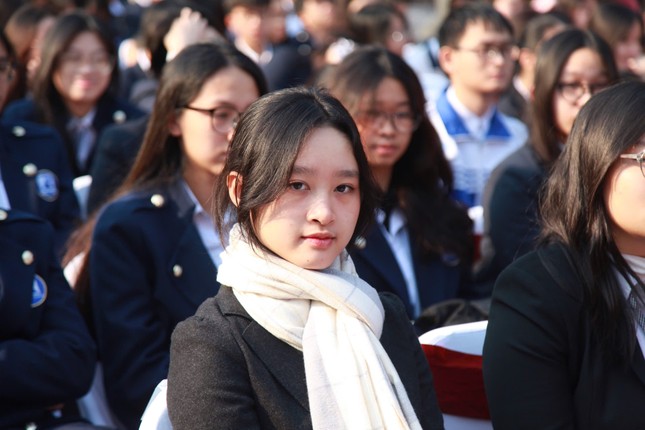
[1,0,644,428]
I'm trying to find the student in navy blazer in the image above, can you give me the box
[320,47,476,321]
[484,81,645,429]
[0,209,96,429]
[0,30,79,255]
[2,12,144,177]
[64,43,267,429]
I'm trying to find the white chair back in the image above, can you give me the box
[72,174,92,220]
[77,363,121,428]
[419,321,492,430]
[139,379,172,430]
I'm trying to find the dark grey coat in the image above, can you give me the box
[168,286,445,430]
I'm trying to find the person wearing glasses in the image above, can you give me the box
[3,12,144,177]
[428,3,528,250]
[319,46,476,324]
[484,80,645,429]
[476,29,618,289]
[63,42,267,429]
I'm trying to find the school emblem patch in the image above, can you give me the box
[31,275,47,308]
[35,169,59,202]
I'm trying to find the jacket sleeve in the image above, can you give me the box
[380,293,445,430]
[482,250,578,429]
[50,129,81,253]
[0,222,96,405]
[90,206,169,429]
[167,299,262,430]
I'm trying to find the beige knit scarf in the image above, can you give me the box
[217,224,421,430]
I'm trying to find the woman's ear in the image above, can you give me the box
[168,112,182,137]
[227,171,243,207]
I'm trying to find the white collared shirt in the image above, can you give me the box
[234,38,273,65]
[377,208,420,318]
[446,87,496,141]
[513,75,531,102]
[67,109,97,171]
[182,182,224,268]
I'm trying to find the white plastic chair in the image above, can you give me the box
[419,321,492,430]
[77,363,121,428]
[72,174,92,220]
[139,379,172,430]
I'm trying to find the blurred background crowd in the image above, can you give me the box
[0,0,643,428]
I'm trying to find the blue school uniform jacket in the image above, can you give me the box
[3,95,144,177]
[0,119,80,254]
[89,178,220,430]
[0,210,96,428]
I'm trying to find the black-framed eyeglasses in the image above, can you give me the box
[182,105,241,134]
[355,110,420,133]
[556,81,609,103]
[619,150,645,177]
[453,44,519,62]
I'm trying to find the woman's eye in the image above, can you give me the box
[336,184,354,193]
[289,181,306,190]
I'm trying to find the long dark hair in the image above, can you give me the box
[530,28,617,166]
[540,80,645,362]
[319,46,473,262]
[215,86,378,250]
[32,11,118,127]
[123,42,267,191]
[64,42,267,322]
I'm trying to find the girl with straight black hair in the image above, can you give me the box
[319,45,476,322]
[3,11,144,176]
[484,80,645,429]
[477,28,618,287]
[167,86,444,429]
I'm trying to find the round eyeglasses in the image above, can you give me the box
[182,105,241,134]
[355,110,420,133]
[453,44,519,63]
[619,150,645,177]
[556,82,609,103]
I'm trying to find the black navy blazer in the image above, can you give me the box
[0,210,96,428]
[498,81,528,124]
[262,38,313,91]
[0,119,80,254]
[483,244,645,429]
[87,114,149,214]
[3,95,145,177]
[167,286,445,430]
[90,179,220,430]
[349,222,473,320]
[476,143,547,290]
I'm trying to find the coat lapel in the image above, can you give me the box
[166,180,219,308]
[243,321,310,411]
[354,226,410,303]
[218,287,310,411]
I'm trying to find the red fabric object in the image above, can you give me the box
[422,344,490,419]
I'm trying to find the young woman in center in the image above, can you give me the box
[318,46,477,322]
[167,87,444,430]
